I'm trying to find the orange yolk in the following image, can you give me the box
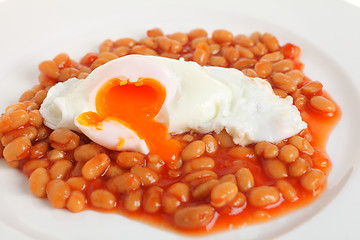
[77,78,182,162]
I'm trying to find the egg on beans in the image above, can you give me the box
[40,55,306,162]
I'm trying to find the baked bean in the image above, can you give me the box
[5,103,26,113]
[147,154,165,173]
[212,29,233,43]
[3,136,31,161]
[23,159,50,174]
[301,154,314,167]
[242,69,258,78]
[248,186,280,208]
[255,142,279,159]
[235,168,255,192]
[67,177,87,191]
[191,37,207,49]
[28,110,43,127]
[263,159,288,179]
[39,60,60,79]
[162,194,181,214]
[181,140,205,160]
[130,166,159,186]
[209,44,221,55]
[160,52,180,59]
[228,147,256,160]
[116,151,145,168]
[58,68,80,82]
[114,38,137,48]
[53,53,70,68]
[166,157,183,170]
[105,165,125,178]
[73,143,104,162]
[164,183,189,204]
[167,169,181,178]
[113,46,130,57]
[29,167,50,198]
[202,134,218,154]
[29,141,48,159]
[37,126,51,140]
[288,157,310,177]
[209,56,228,67]
[261,33,280,52]
[66,190,86,213]
[37,74,56,88]
[46,179,71,208]
[288,136,314,155]
[300,168,326,194]
[1,126,37,146]
[32,84,43,92]
[272,59,294,73]
[301,81,323,96]
[299,128,313,142]
[188,28,208,39]
[213,129,235,148]
[143,186,163,213]
[183,170,217,186]
[192,179,219,200]
[107,173,141,193]
[157,36,171,52]
[90,57,109,69]
[139,37,157,49]
[279,144,299,163]
[286,70,304,85]
[219,174,237,184]
[183,157,215,173]
[181,134,194,142]
[193,43,210,66]
[82,153,110,180]
[294,95,307,110]
[271,73,297,93]
[260,51,284,62]
[130,45,157,56]
[310,96,336,113]
[34,89,48,105]
[19,89,36,102]
[232,58,257,70]
[174,205,215,229]
[49,128,80,151]
[211,182,238,208]
[124,189,143,211]
[99,39,113,53]
[24,101,39,111]
[228,192,246,209]
[233,34,254,47]
[275,180,298,202]
[50,159,73,180]
[80,52,98,66]
[167,32,188,45]
[147,28,163,37]
[250,42,268,57]
[90,189,116,209]
[0,110,29,133]
[236,45,254,59]
[254,60,273,78]
[47,149,65,161]
[222,46,239,64]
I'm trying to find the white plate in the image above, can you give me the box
[0,0,360,239]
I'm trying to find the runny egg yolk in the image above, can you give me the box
[76,78,182,162]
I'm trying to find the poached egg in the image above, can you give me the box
[40,55,306,162]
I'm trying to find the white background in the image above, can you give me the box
[0,0,360,239]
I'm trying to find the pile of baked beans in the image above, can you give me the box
[0,28,339,234]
